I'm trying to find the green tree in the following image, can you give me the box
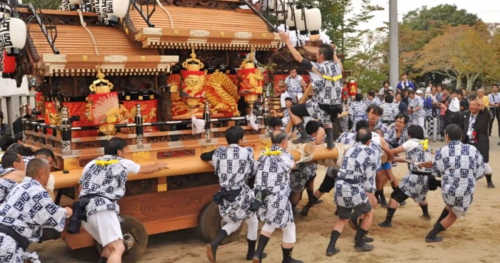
[413,25,494,91]
[397,4,481,80]
[313,0,384,54]
[22,0,60,10]
[345,31,388,92]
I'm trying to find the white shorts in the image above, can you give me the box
[82,210,123,247]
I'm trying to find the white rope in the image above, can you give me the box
[78,9,99,55]
[156,0,174,29]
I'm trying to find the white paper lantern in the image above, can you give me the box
[0,4,11,19]
[294,8,306,33]
[285,6,295,29]
[276,0,288,21]
[95,0,105,17]
[305,7,321,35]
[0,17,27,50]
[267,0,276,11]
[107,0,130,19]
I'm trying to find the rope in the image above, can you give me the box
[78,9,99,55]
[156,0,174,29]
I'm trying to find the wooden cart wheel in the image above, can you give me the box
[198,201,242,245]
[95,215,148,263]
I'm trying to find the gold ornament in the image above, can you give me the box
[182,47,204,71]
[89,68,114,94]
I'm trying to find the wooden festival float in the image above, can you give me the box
[1,0,346,261]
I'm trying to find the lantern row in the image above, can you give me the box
[60,0,130,25]
[265,0,322,37]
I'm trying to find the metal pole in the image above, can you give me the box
[204,101,211,143]
[60,106,71,153]
[389,0,399,88]
[135,104,144,149]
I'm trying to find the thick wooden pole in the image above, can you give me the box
[285,83,313,134]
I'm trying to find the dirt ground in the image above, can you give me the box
[32,137,500,263]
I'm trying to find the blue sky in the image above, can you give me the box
[356,0,500,31]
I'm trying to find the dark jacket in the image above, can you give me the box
[398,101,408,116]
[461,108,490,162]
[13,118,22,135]
[0,123,11,137]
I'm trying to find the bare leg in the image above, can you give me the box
[105,239,125,263]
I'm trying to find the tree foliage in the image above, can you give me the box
[22,0,60,10]
[345,32,387,92]
[315,0,384,54]
[413,25,495,91]
[402,4,479,31]
[397,4,484,87]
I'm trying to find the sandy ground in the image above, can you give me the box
[32,136,500,263]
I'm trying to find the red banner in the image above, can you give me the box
[180,70,206,98]
[121,100,158,132]
[63,101,98,138]
[87,92,120,125]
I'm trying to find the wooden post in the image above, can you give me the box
[285,83,312,134]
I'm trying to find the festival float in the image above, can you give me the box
[2,0,350,261]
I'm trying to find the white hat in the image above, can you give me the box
[416,90,423,94]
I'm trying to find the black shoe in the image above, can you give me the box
[488,182,496,188]
[421,214,431,221]
[355,243,374,252]
[207,230,228,262]
[425,236,444,243]
[292,122,310,144]
[252,235,270,263]
[326,245,340,256]
[246,239,267,260]
[378,220,392,227]
[380,198,388,208]
[301,196,320,217]
[363,236,374,243]
[282,247,303,263]
[354,228,374,252]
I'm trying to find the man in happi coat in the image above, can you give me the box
[380,94,399,125]
[77,138,168,263]
[419,124,485,243]
[408,90,427,138]
[326,128,377,256]
[0,158,71,263]
[379,125,435,227]
[365,104,400,207]
[200,126,264,262]
[349,94,367,130]
[0,152,26,204]
[301,120,365,217]
[279,32,343,150]
[252,130,301,263]
[289,121,325,214]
